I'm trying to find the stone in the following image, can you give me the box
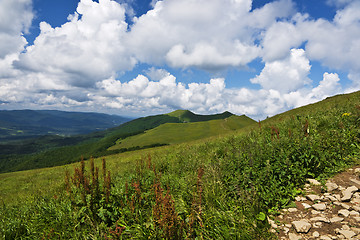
[342,225,350,230]
[289,233,301,240]
[295,196,306,201]
[330,217,344,223]
[349,177,360,186]
[285,224,292,228]
[312,203,327,211]
[341,186,359,202]
[354,168,360,173]
[292,220,311,233]
[338,209,350,217]
[340,203,351,210]
[320,236,332,240]
[354,216,360,222]
[326,182,339,192]
[310,216,330,223]
[325,195,338,202]
[313,231,320,237]
[302,203,312,209]
[307,194,321,202]
[349,210,360,216]
[313,221,323,228]
[307,178,321,185]
[335,194,342,201]
[311,210,321,215]
[338,230,356,239]
[283,227,290,234]
[351,197,360,205]
[288,208,298,212]
[352,227,360,234]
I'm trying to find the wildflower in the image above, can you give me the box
[342,112,350,117]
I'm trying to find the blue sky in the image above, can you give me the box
[0,0,359,119]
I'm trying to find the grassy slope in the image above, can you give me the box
[110,115,255,149]
[1,92,360,239]
[0,110,245,174]
[1,92,358,204]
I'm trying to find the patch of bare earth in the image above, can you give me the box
[269,165,360,240]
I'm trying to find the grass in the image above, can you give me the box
[110,115,255,149]
[0,110,245,174]
[1,91,360,239]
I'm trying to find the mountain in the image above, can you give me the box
[166,109,234,122]
[110,114,255,150]
[0,110,132,142]
[0,110,254,173]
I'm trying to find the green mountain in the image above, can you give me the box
[0,110,254,173]
[167,109,234,122]
[110,115,255,150]
[1,91,360,239]
[0,109,131,142]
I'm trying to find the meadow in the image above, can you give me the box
[1,91,360,239]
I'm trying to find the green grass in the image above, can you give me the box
[1,91,360,239]
[110,115,256,149]
[0,110,248,174]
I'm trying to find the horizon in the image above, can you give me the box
[1,0,359,119]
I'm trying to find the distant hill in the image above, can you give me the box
[110,115,255,150]
[0,110,132,142]
[167,110,234,122]
[0,110,254,173]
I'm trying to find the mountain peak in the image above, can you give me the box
[166,109,235,123]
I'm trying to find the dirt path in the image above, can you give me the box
[269,166,360,240]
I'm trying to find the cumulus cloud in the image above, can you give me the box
[261,1,360,86]
[126,0,293,69]
[14,0,136,88]
[1,0,359,119]
[0,0,33,79]
[89,68,341,119]
[251,49,311,92]
[302,5,360,75]
[0,0,33,58]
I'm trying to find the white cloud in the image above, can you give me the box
[14,0,136,88]
[126,0,293,69]
[251,49,311,92]
[261,2,360,87]
[0,0,33,58]
[261,20,304,61]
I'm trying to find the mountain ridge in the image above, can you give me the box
[0,109,132,142]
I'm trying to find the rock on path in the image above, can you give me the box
[270,168,360,239]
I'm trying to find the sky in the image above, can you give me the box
[0,0,359,119]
